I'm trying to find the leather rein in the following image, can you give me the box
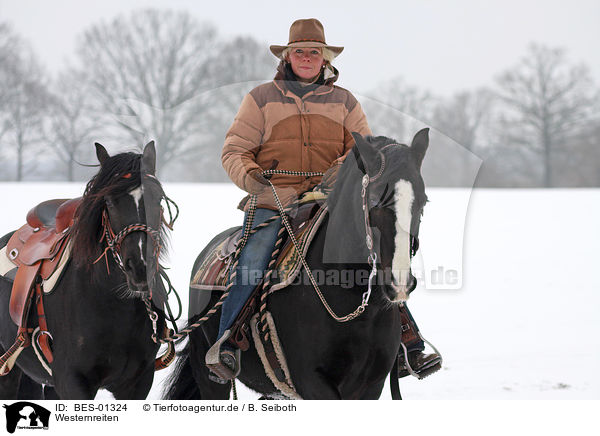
[266,143,419,322]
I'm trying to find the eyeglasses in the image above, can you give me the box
[290,48,323,60]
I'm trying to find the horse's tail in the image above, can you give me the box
[162,341,202,400]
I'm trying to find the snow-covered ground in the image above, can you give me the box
[1,183,598,399]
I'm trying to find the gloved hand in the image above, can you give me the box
[246,160,279,194]
[249,170,270,186]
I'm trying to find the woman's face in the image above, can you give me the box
[287,47,324,82]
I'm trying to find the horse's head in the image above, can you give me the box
[72,141,171,299]
[351,129,429,303]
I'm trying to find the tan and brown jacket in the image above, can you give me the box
[221,66,371,210]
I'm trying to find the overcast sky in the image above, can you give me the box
[1,0,599,96]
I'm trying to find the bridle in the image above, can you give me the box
[358,149,386,312]
[94,176,178,280]
[360,144,420,303]
[98,208,162,278]
[92,177,180,344]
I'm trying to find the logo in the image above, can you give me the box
[3,402,50,433]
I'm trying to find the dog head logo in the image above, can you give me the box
[3,402,50,433]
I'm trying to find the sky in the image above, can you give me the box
[1,0,599,97]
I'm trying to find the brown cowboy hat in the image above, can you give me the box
[270,18,344,59]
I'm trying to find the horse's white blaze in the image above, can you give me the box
[130,186,143,210]
[139,239,145,264]
[391,179,414,302]
[129,186,146,265]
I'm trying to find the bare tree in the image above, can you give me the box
[364,76,433,141]
[364,78,486,187]
[0,23,22,146]
[174,36,275,181]
[76,9,231,176]
[495,44,598,187]
[0,23,49,181]
[432,88,494,152]
[48,68,100,181]
[556,118,600,186]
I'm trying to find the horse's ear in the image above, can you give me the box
[142,141,156,175]
[351,132,378,175]
[95,143,110,165]
[411,128,429,170]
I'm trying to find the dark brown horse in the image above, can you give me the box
[0,142,174,399]
[165,130,429,399]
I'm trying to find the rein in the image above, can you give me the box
[262,157,386,323]
[92,187,182,346]
[151,156,389,343]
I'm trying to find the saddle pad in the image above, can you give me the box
[191,236,233,291]
[268,205,327,292]
[0,246,16,278]
[190,204,328,294]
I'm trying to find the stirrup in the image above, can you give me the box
[398,333,443,380]
[205,330,241,383]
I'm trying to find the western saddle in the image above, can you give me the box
[0,198,80,375]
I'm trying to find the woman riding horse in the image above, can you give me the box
[207,18,441,382]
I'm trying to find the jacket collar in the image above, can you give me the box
[273,61,337,99]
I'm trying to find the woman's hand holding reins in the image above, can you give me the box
[320,163,342,189]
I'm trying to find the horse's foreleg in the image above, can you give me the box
[298,369,343,400]
[16,371,44,400]
[358,379,386,400]
[0,366,23,400]
[53,372,99,400]
[43,385,59,400]
[111,366,155,400]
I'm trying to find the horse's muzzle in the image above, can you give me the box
[389,273,416,303]
[122,257,152,298]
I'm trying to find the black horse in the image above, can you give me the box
[165,129,429,400]
[0,142,172,399]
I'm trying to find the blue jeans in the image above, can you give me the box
[217,208,282,340]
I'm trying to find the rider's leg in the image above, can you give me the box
[399,303,425,352]
[206,208,282,380]
[218,208,281,338]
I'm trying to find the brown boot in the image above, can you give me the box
[397,304,442,379]
[206,330,241,383]
[398,349,442,379]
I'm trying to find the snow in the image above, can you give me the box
[1,183,598,399]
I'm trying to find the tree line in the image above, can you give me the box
[1,9,598,187]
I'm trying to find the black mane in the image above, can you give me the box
[70,151,166,268]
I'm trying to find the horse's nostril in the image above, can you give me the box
[408,273,417,294]
[123,258,147,286]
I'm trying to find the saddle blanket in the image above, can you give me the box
[191,203,328,295]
